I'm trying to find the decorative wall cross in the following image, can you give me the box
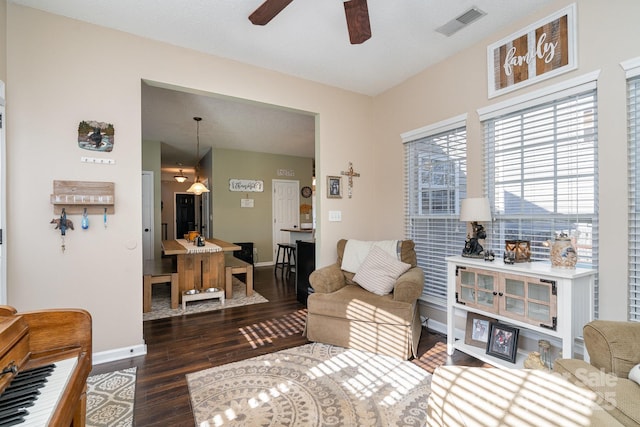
[341,162,361,198]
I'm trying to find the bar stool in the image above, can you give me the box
[274,243,296,276]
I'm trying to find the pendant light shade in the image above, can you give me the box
[174,169,187,183]
[187,117,210,195]
[186,181,209,195]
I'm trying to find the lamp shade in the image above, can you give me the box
[460,197,492,222]
[186,181,210,195]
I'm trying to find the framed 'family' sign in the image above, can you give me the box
[487,3,577,98]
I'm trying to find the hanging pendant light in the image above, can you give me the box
[174,169,187,183]
[187,116,210,195]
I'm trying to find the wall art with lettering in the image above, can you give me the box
[487,3,576,99]
[229,179,264,192]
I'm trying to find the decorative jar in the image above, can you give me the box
[549,233,577,268]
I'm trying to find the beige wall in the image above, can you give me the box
[0,0,5,83]
[374,0,640,321]
[212,148,313,264]
[5,4,375,355]
[5,0,639,358]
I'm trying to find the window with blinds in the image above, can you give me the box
[628,73,640,321]
[483,87,599,314]
[404,122,467,304]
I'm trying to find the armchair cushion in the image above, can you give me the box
[353,246,411,295]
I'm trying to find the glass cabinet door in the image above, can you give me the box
[458,270,476,305]
[456,267,498,313]
[501,273,557,329]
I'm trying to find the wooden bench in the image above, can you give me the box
[143,259,179,313]
[224,254,253,299]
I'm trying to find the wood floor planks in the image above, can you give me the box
[90,265,485,426]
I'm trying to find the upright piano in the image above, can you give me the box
[0,305,92,426]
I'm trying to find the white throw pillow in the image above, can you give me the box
[629,363,640,385]
[341,239,399,273]
[353,246,411,295]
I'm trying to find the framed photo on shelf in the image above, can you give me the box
[486,322,519,363]
[327,176,342,199]
[464,312,495,348]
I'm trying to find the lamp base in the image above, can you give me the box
[462,236,486,258]
[461,252,485,259]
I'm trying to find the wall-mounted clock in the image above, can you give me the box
[301,186,312,198]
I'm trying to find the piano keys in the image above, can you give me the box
[0,306,92,427]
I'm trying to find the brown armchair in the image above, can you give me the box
[305,239,424,359]
[554,320,640,426]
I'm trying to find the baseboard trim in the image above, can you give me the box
[92,343,147,366]
[425,318,447,335]
[255,261,273,268]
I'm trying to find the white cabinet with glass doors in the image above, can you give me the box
[446,256,595,368]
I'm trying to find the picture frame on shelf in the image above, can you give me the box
[327,176,342,199]
[486,322,519,363]
[464,312,495,348]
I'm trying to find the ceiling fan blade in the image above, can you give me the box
[249,0,294,25]
[343,0,371,44]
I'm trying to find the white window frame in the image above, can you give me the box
[402,114,467,306]
[623,56,640,322]
[479,71,600,317]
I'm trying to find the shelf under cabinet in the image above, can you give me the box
[453,341,530,369]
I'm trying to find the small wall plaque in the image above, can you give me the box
[229,179,264,192]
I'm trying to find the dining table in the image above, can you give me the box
[162,238,241,295]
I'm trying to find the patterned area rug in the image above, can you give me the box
[143,277,268,321]
[86,367,136,427]
[186,343,431,426]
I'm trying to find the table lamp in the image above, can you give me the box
[460,197,492,258]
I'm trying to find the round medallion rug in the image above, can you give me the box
[186,343,431,426]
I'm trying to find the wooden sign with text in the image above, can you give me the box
[487,4,576,98]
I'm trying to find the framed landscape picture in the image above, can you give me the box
[464,312,495,348]
[486,322,519,363]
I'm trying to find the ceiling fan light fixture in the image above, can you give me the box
[186,117,211,195]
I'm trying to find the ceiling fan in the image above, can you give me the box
[249,0,371,45]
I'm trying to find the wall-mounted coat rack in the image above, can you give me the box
[50,180,115,215]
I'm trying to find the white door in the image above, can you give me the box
[142,171,154,262]
[0,82,6,304]
[272,180,299,262]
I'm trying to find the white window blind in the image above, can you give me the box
[628,73,640,321]
[404,122,467,304]
[483,87,599,315]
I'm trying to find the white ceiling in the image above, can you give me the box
[12,0,555,172]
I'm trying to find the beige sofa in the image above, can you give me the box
[305,239,424,360]
[554,320,640,426]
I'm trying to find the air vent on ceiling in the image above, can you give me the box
[436,7,486,37]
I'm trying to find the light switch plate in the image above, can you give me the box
[328,210,342,221]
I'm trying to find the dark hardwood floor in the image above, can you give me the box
[91,266,485,426]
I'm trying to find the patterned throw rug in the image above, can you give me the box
[187,343,431,426]
[144,277,268,321]
[86,367,136,427]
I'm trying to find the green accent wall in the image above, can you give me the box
[212,148,313,264]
